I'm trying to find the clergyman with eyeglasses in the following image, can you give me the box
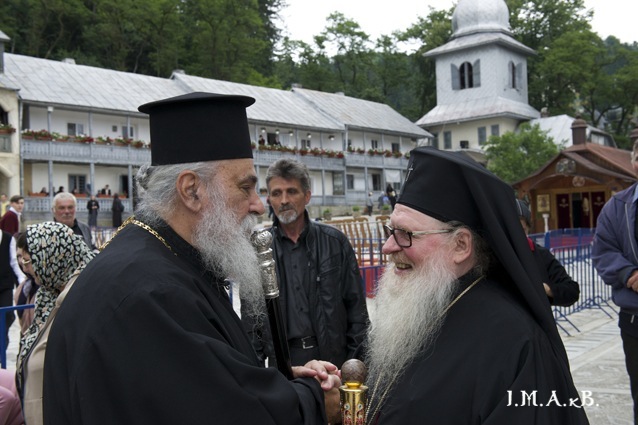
[363,147,589,424]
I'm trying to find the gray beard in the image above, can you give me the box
[193,189,265,324]
[276,207,299,225]
[366,249,459,396]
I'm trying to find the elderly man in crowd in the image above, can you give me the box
[52,192,94,250]
[364,147,589,424]
[43,92,341,425]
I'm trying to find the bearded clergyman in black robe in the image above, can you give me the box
[363,147,589,425]
[42,93,341,425]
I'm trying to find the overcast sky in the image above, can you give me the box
[277,0,635,48]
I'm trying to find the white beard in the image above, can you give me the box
[366,248,459,396]
[193,187,265,323]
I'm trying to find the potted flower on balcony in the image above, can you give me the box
[75,135,94,144]
[392,151,402,158]
[21,129,35,139]
[0,123,16,135]
[53,132,69,142]
[114,137,132,147]
[323,208,332,221]
[131,140,144,148]
[34,129,53,141]
[299,148,308,156]
[95,136,112,145]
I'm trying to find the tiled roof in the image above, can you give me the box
[0,53,427,138]
[172,74,343,131]
[529,115,616,148]
[292,88,431,138]
[0,54,183,115]
[425,32,535,57]
[416,96,540,126]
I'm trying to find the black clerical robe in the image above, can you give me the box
[43,222,326,425]
[370,275,589,425]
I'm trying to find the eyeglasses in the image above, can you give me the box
[20,258,32,266]
[383,224,452,248]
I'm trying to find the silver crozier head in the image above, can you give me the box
[250,228,279,299]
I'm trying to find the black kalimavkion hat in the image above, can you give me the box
[138,92,255,166]
[397,146,572,379]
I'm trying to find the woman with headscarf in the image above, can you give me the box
[15,222,95,425]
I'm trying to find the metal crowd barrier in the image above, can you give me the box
[359,229,615,337]
[0,304,35,369]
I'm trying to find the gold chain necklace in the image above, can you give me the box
[365,275,485,424]
[100,216,175,254]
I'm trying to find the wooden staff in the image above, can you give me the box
[250,229,294,380]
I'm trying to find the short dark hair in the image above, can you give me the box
[16,231,28,252]
[266,158,311,193]
[10,195,23,203]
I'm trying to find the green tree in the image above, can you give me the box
[315,12,373,96]
[398,8,453,120]
[180,0,272,83]
[533,29,608,118]
[484,123,561,183]
[82,0,184,75]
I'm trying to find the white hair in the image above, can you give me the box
[134,162,217,226]
[52,192,77,209]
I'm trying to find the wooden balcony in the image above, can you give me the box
[21,139,150,166]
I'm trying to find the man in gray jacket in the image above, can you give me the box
[592,139,638,424]
[52,192,94,250]
[243,158,369,368]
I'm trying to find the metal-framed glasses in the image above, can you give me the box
[383,224,452,248]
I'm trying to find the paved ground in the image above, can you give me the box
[557,306,634,424]
[5,298,632,424]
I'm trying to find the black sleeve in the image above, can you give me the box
[536,246,580,307]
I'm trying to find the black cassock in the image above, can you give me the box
[370,274,590,425]
[43,222,326,425]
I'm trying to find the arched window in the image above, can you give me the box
[460,62,473,89]
[451,60,481,90]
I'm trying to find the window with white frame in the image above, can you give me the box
[301,139,311,149]
[431,133,439,149]
[391,143,400,153]
[68,175,87,194]
[67,123,85,136]
[491,125,500,137]
[443,131,452,149]
[372,174,381,191]
[451,60,481,90]
[370,139,379,149]
[478,127,487,145]
[333,172,344,195]
[346,174,354,190]
[122,126,135,139]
